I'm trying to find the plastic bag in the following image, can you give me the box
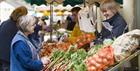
[78,6,96,33]
[112,29,140,62]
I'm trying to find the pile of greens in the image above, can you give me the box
[44,41,109,71]
[46,45,87,71]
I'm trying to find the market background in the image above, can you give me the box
[0,0,140,30]
[0,0,140,71]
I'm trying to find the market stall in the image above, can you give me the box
[22,0,140,71]
[40,29,140,71]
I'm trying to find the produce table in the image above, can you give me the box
[106,49,140,71]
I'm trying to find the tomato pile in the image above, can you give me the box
[40,33,96,57]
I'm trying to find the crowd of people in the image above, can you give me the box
[0,6,28,71]
[0,0,128,71]
[0,6,50,71]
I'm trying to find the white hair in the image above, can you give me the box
[18,15,36,32]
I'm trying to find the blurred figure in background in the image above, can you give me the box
[0,19,1,25]
[28,16,46,49]
[56,20,61,28]
[65,7,81,31]
[0,6,28,71]
[39,16,47,42]
[28,17,41,48]
[53,20,62,31]
[28,16,48,49]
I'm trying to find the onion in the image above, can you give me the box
[109,60,114,65]
[92,54,98,59]
[86,60,91,67]
[98,52,107,58]
[87,57,93,61]
[97,69,103,71]
[90,66,96,71]
[85,59,88,64]
[94,55,102,63]
[86,57,93,65]
[90,59,96,65]
[98,53,104,58]
[106,55,112,60]
[103,66,108,70]
[88,66,96,71]
[102,58,108,65]
[96,58,103,63]
[86,63,91,67]
[95,63,101,68]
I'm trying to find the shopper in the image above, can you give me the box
[0,6,28,71]
[95,0,128,44]
[66,7,81,31]
[11,15,50,71]
[39,16,47,42]
[28,16,48,49]
[28,17,42,49]
[56,20,61,28]
[0,19,1,25]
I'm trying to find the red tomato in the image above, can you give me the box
[78,42,84,47]
[86,34,93,38]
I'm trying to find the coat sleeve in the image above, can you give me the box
[13,41,43,71]
[107,19,127,39]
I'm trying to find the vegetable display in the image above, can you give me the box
[40,33,96,57]
[43,45,88,71]
[85,46,115,71]
[40,30,140,71]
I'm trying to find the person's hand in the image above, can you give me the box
[41,56,50,65]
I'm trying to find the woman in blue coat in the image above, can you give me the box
[11,15,50,71]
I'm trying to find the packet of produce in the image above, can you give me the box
[112,29,140,62]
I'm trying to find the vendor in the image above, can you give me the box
[66,7,81,31]
[95,0,128,44]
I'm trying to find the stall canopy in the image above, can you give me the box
[24,0,84,6]
[24,0,123,6]
[24,0,46,5]
[116,0,123,4]
[63,0,84,6]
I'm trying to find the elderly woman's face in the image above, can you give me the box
[102,9,115,20]
[26,21,36,34]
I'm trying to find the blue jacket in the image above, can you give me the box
[101,12,128,40]
[11,31,43,71]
